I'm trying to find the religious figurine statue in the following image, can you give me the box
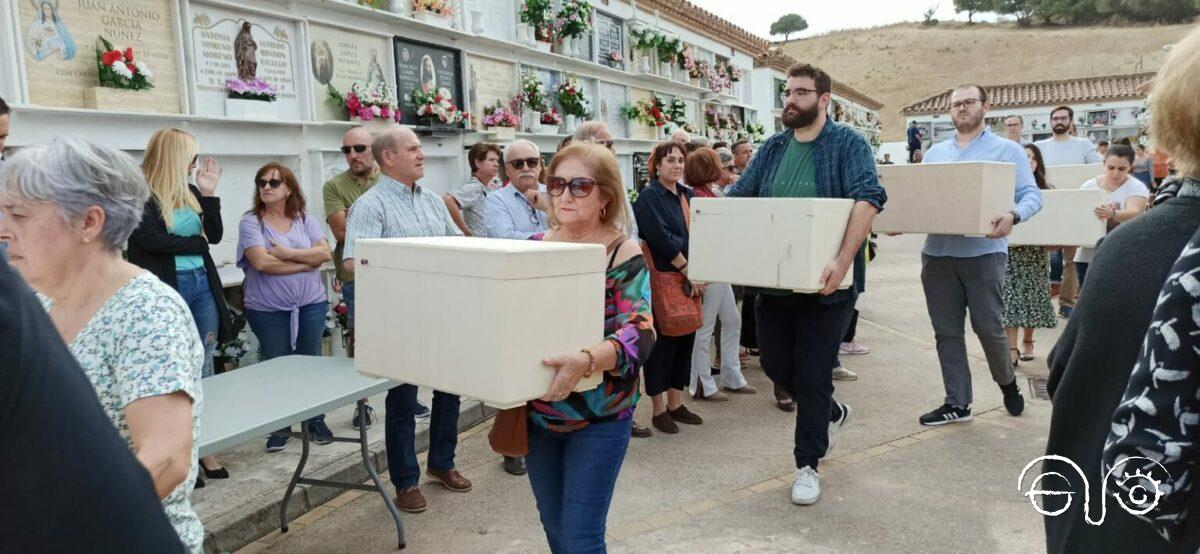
[234,21,257,81]
[366,48,386,89]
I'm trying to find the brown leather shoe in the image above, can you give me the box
[394,486,427,513]
[668,405,703,425]
[774,384,796,412]
[426,468,472,492]
[724,384,758,394]
[651,412,679,434]
[631,421,653,438]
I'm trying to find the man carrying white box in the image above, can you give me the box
[725,63,886,507]
[918,84,1043,427]
[342,126,472,514]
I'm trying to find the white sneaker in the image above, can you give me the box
[791,466,821,505]
[828,402,851,452]
[832,367,858,381]
[839,341,871,355]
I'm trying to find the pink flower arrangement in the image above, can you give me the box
[540,108,563,126]
[609,51,623,63]
[327,82,402,123]
[226,77,277,102]
[482,101,520,128]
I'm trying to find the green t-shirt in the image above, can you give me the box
[170,208,205,272]
[763,138,818,296]
[772,138,817,199]
[323,169,381,283]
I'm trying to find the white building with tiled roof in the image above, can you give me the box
[900,73,1155,149]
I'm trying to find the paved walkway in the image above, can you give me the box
[234,234,1059,553]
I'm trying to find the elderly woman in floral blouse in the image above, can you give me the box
[525,143,654,553]
[0,137,205,552]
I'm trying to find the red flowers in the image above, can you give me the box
[101,49,122,66]
[123,47,134,62]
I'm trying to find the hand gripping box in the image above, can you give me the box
[353,237,605,408]
[1045,164,1102,190]
[1007,189,1106,247]
[872,162,1015,236]
[688,198,854,293]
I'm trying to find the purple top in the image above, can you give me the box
[237,212,327,348]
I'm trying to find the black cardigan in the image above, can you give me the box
[126,185,234,343]
[1041,193,1200,554]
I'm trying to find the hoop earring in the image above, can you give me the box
[601,207,607,218]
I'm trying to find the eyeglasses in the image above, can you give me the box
[585,138,614,150]
[340,144,370,154]
[1050,116,1072,122]
[508,157,541,170]
[546,176,597,198]
[257,178,284,189]
[950,98,981,110]
[723,164,735,171]
[780,87,825,102]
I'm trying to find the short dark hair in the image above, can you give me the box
[1004,115,1023,124]
[647,141,687,180]
[467,142,502,173]
[731,139,751,153]
[955,84,988,104]
[711,141,728,150]
[1051,105,1074,120]
[0,96,8,117]
[1098,140,1110,147]
[1107,144,1136,165]
[786,63,831,94]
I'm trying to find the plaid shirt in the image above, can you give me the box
[343,175,461,260]
[726,119,887,294]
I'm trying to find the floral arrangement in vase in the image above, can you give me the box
[656,35,683,65]
[631,96,671,128]
[664,97,687,129]
[408,86,469,126]
[541,108,563,127]
[729,65,743,83]
[608,50,624,69]
[521,72,549,113]
[520,0,554,42]
[745,122,766,143]
[412,0,454,15]
[619,103,641,122]
[327,82,403,123]
[555,76,591,119]
[481,100,521,128]
[94,36,153,90]
[555,0,592,38]
[226,77,277,102]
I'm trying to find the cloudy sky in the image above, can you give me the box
[690,1,1000,39]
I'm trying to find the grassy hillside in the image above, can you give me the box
[780,22,1193,141]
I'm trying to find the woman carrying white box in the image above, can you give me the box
[1072,145,1149,286]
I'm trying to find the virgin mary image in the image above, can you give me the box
[26,0,76,61]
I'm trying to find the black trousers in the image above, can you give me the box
[843,308,860,343]
[644,324,696,396]
[757,293,854,469]
[740,287,759,350]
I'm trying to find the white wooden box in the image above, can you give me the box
[873,162,1015,236]
[1045,164,1102,190]
[354,237,605,408]
[1008,189,1106,246]
[689,198,854,293]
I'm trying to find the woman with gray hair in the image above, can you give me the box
[0,137,206,552]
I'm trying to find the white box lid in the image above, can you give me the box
[691,197,855,215]
[355,237,606,279]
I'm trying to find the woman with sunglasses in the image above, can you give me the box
[633,141,705,435]
[526,143,653,552]
[237,163,333,452]
[128,128,233,486]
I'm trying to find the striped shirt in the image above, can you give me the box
[343,175,461,260]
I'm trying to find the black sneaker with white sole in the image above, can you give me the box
[918,404,972,426]
[828,402,852,452]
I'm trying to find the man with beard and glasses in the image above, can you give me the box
[1035,106,1102,319]
[917,84,1043,427]
[726,63,886,506]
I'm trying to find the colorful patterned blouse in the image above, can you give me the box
[527,234,656,433]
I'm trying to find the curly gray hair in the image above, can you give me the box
[1,136,150,250]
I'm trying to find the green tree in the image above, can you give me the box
[922,3,941,26]
[1037,0,1103,23]
[769,13,809,42]
[953,0,992,22]
[992,0,1041,25]
[1096,0,1198,22]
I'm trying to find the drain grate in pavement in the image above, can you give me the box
[1027,377,1050,401]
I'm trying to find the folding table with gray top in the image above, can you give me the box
[198,355,405,548]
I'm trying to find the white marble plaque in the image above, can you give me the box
[189,5,301,119]
[308,24,392,121]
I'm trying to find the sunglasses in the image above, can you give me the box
[257,178,284,189]
[507,157,541,170]
[340,144,370,154]
[546,176,597,198]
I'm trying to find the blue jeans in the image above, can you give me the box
[176,268,218,378]
[526,418,632,554]
[342,280,355,329]
[1076,262,1089,287]
[1049,249,1064,284]
[386,385,460,490]
[246,302,329,433]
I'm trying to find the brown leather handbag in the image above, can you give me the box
[641,193,703,337]
[488,405,529,457]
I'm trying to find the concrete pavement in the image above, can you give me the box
[233,234,1061,553]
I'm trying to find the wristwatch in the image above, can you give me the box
[1009,210,1022,225]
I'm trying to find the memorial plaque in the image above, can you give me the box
[477,0,513,43]
[632,151,650,192]
[308,24,392,121]
[190,5,302,119]
[394,37,463,125]
[20,0,181,112]
[598,81,627,138]
[629,87,655,141]
[595,12,624,70]
[467,55,515,116]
